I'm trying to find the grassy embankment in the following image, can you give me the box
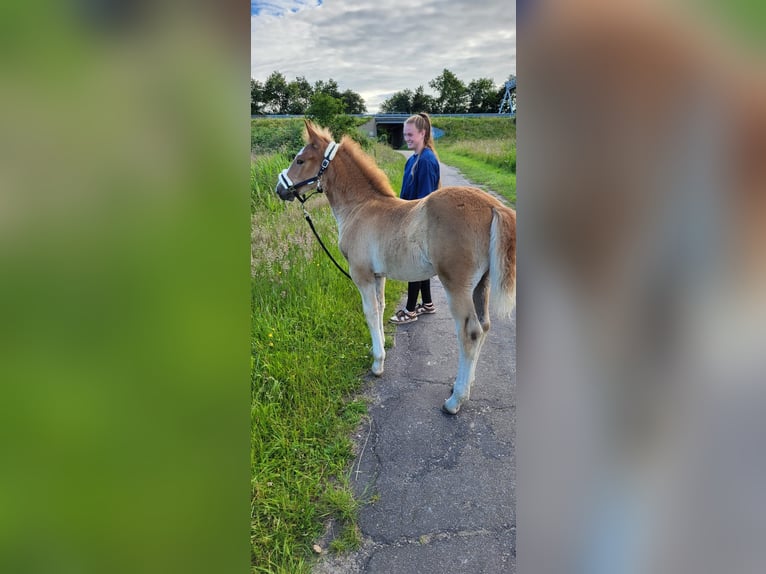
[250,118,406,573]
[431,117,516,206]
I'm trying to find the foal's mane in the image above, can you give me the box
[338,136,397,198]
[306,123,396,198]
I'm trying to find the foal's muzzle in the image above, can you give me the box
[275,169,297,201]
[274,140,339,202]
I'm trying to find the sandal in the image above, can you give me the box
[389,309,418,324]
[415,302,436,315]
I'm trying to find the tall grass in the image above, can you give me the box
[436,148,517,205]
[432,117,516,205]
[251,154,291,214]
[251,143,406,573]
[433,116,515,141]
[441,138,516,173]
[251,119,305,156]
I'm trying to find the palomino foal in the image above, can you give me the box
[276,121,516,414]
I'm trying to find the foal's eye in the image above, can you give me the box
[296,159,304,165]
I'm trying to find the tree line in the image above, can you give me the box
[251,69,515,116]
[251,72,367,115]
[380,69,514,114]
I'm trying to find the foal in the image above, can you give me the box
[276,121,516,414]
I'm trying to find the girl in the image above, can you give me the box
[389,112,441,324]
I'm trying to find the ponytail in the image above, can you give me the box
[412,112,438,157]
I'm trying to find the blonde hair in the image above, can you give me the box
[405,112,440,185]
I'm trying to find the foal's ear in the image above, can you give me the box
[304,119,318,141]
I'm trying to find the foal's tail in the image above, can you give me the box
[489,206,517,317]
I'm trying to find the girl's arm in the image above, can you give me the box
[415,156,440,199]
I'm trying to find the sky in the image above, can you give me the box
[251,0,516,113]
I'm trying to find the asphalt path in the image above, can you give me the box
[314,156,517,573]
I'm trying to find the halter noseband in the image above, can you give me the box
[278,141,340,201]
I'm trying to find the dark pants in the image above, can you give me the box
[405,279,432,312]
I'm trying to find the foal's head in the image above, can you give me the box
[275,120,336,201]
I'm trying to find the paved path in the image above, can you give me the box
[315,158,516,574]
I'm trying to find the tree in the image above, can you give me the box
[285,76,313,115]
[429,68,468,113]
[340,89,366,114]
[262,71,289,114]
[313,78,342,100]
[467,78,499,113]
[411,85,437,114]
[380,89,414,113]
[306,92,357,140]
[307,92,344,125]
[250,79,265,115]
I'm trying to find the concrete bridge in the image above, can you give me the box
[252,113,514,149]
[360,113,515,148]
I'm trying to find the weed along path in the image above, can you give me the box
[314,157,516,573]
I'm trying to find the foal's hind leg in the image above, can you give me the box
[442,273,490,414]
[463,272,491,398]
[473,272,491,334]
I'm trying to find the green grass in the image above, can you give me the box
[251,119,305,156]
[433,116,515,141]
[251,153,292,214]
[439,138,515,173]
[433,118,516,205]
[437,148,516,205]
[251,143,406,573]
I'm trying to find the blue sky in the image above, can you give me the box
[251,0,515,112]
[251,1,323,17]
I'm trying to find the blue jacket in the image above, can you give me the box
[400,148,440,200]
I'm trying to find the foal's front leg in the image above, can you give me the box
[356,278,386,376]
[374,274,386,353]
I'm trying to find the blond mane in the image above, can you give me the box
[305,123,396,198]
[338,136,397,198]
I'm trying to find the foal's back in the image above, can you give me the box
[423,186,511,273]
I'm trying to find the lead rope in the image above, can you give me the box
[281,140,352,281]
[296,190,353,281]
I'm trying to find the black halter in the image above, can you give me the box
[277,140,340,201]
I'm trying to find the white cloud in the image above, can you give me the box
[251,0,515,112]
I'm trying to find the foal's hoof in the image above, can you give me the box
[442,399,460,415]
[371,361,384,377]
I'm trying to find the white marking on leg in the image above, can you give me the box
[444,313,483,414]
[359,282,385,376]
[375,275,387,355]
